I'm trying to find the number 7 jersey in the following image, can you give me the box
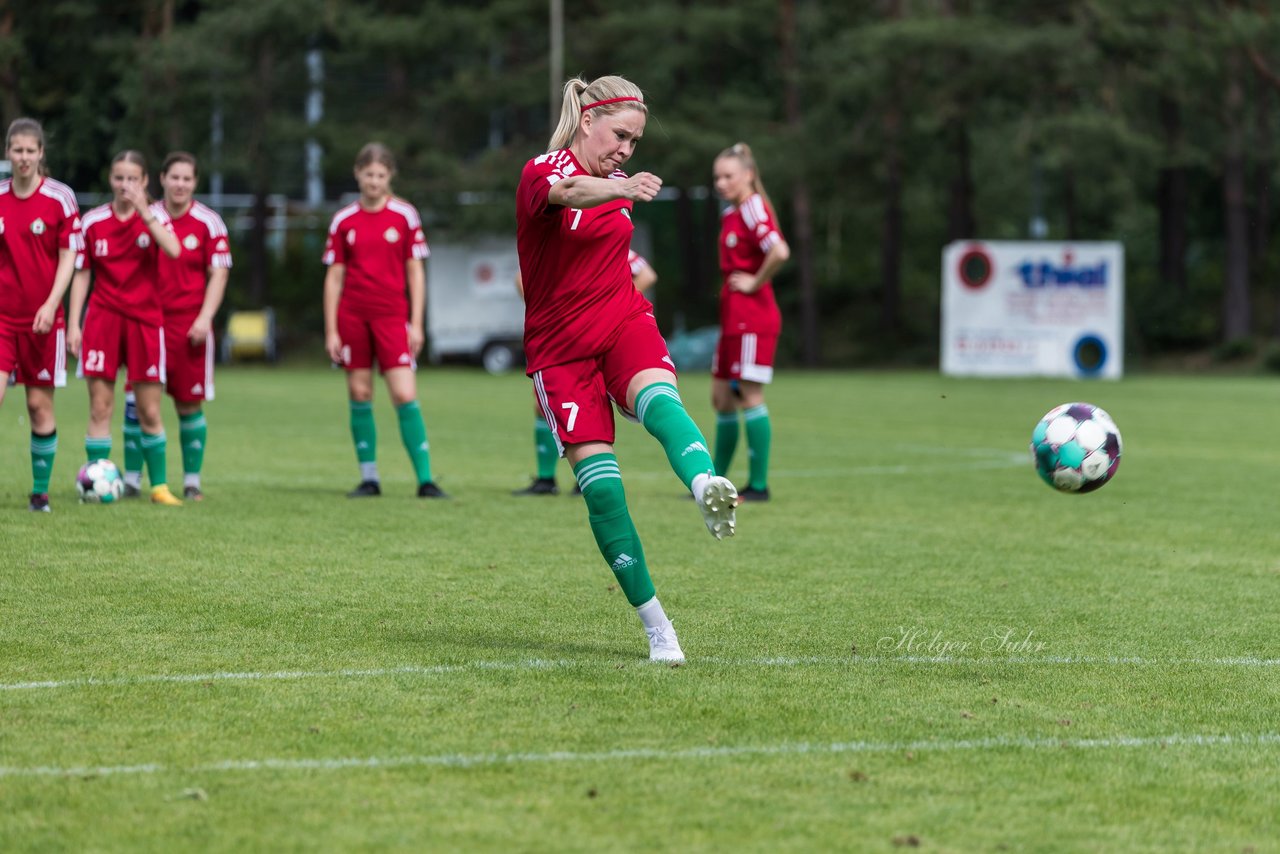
[516,149,651,374]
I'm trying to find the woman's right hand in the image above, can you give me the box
[325,332,344,365]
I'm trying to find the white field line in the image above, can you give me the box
[3,654,1278,694]
[3,732,1279,779]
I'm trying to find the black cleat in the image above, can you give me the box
[512,477,559,496]
[347,480,382,498]
[122,483,142,499]
[417,481,449,499]
[183,485,205,502]
[28,492,51,513]
[738,486,770,502]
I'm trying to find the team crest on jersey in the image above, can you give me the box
[30,218,45,235]
[0,217,5,234]
[726,233,738,248]
[346,230,356,245]
[384,227,400,243]
[183,234,200,251]
[137,233,152,249]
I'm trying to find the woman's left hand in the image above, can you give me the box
[728,271,757,293]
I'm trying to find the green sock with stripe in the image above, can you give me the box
[85,435,112,462]
[574,453,655,607]
[396,400,433,485]
[349,400,378,479]
[179,411,207,480]
[141,431,168,487]
[31,430,57,494]
[534,414,557,480]
[122,392,143,484]
[634,382,715,490]
[713,411,739,477]
[743,404,772,490]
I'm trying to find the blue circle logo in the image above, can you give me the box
[1073,335,1107,376]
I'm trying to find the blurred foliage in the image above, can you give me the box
[2,0,1280,363]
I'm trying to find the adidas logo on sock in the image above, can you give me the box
[612,553,637,569]
[681,441,708,456]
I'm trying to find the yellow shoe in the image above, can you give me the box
[150,485,184,506]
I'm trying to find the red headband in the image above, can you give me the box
[581,96,642,112]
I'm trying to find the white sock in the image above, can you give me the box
[635,597,670,630]
[359,462,379,482]
[691,472,711,503]
[183,473,201,489]
[124,471,142,489]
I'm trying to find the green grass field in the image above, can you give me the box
[2,366,1278,852]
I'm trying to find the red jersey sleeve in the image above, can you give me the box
[197,205,233,270]
[741,194,783,254]
[322,207,354,266]
[519,150,579,221]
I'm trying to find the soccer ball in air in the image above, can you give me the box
[76,459,125,503]
[1030,402,1122,493]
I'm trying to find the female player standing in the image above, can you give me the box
[0,118,82,511]
[322,143,445,499]
[516,74,737,662]
[67,150,184,505]
[710,143,790,501]
[121,152,231,501]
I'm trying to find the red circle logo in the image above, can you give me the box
[957,245,993,290]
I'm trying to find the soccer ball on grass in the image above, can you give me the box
[77,459,125,503]
[1030,402,1122,493]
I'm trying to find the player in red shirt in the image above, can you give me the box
[511,247,656,496]
[516,74,738,663]
[121,152,231,501]
[710,142,790,502]
[0,118,81,511]
[322,143,444,499]
[67,150,184,506]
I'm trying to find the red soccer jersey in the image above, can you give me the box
[158,201,232,316]
[79,202,170,326]
[718,193,784,336]
[0,177,81,323]
[322,198,429,319]
[516,149,650,373]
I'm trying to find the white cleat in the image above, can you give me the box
[698,475,738,540]
[646,620,685,663]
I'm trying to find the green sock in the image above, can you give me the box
[141,430,168,487]
[179,411,207,478]
[85,436,112,462]
[122,393,143,479]
[350,400,377,471]
[396,400,432,485]
[713,411,739,477]
[31,430,57,494]
[743,404,772,490]
[534,414,557,479]
[634,382,715,490]
[574,453,655,607]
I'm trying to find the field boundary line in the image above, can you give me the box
[3,653,1278,693]
[3,732,1278,779]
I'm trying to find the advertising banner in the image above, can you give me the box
[941,241,1124,378]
